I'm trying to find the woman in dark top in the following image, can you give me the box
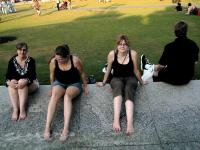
[44,44,88,141]
[5,42,39,121]
[97,35,144,135]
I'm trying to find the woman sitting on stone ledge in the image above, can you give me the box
[97,35,144,135]
[5,42,39,121]
[43,44,88,142]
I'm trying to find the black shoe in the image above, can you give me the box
[141,54,151,71]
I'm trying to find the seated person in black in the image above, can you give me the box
[43,44,88,142]
[5,42,39,121]
[176,2,182,11]
[141,21,199,85]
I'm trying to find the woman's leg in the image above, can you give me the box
[125,100,134,135]
[18,85,28,120]
[110,78,124,133]
[8,83,19,121]
[113,95,123,133]
[44,85,65,140]
[59,86,80,142]
[124,77,137,135]
[28,80,39,94]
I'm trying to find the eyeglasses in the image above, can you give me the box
[118,43,127,46]
[18,48,27,51]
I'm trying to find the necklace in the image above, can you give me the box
[121,51,128,64]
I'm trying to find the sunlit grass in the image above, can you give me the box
[0,0,199,84]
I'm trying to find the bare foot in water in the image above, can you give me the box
[59,130,69,142]
[43,128,51,141]
[19,110,27,120]
[112,121,121,133]
[126,123,134,136]
[11,110,18,121]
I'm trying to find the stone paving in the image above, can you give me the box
[0,81,200,149]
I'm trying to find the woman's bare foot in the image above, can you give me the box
[43,128,51,141]
[19,111,27,120]
[126,123,134,136]
[59,130,69,142]
[112,121,121,133]
[11,110,18,121]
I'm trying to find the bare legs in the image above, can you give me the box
[8,84,19,121]
[59,86,80,142]
[44,86,65,140]
[8,79,39,121]
[113,97,134,135]
[113,95,122,133]
[125,100,134,135]
[44,85,80,141]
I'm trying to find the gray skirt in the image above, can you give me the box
[110,76,138,102]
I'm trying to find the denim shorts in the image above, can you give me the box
[53,80,83,94]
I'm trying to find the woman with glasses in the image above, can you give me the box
[5,42,39,121]
[97,35,144,135]
[43,44,88,141]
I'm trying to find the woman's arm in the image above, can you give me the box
[97,50,114,86]
[73,56,88,95]
[49,58,56,86]
[131,50,144,85]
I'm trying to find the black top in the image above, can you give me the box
[54,55,81,84]
[5,56,37,85]
[112,50,135,77]
[176,5,182,11]
[158,37,199,83]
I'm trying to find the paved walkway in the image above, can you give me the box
[0,81,200,149]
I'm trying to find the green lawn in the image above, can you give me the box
[0,0,200,85]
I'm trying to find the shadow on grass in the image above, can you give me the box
[0,6,200,84]
[0,13,34,23]
[0,36,17,44]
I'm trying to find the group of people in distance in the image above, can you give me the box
[5,21,199,141]
[176,2,199,16]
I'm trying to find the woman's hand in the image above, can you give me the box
[83,85,89,96]
[17,79,28,89]
[141,80,148,85]
[8,80,18,89]
[48,87,52,97]
[96,82,105,87]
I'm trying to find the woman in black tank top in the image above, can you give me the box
[44,44,88,141]
[97,35,144,136]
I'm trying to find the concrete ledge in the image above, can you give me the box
[0,81,200,149]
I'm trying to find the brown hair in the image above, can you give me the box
[116,34,130,47]
[48,44,70,64]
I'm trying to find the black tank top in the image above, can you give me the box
[112,50,135,77]
[55,55,81,84]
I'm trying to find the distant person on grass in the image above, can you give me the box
[97,35,144,136]
[32,0,41,15]
[141,21,199,85]
[5,42,39,121]
[186,3,198,15]
[43,44,88,142]
[176,2,182,11]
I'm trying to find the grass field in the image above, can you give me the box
[0,0,200,85]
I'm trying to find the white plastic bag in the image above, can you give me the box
[141,64,154,83]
